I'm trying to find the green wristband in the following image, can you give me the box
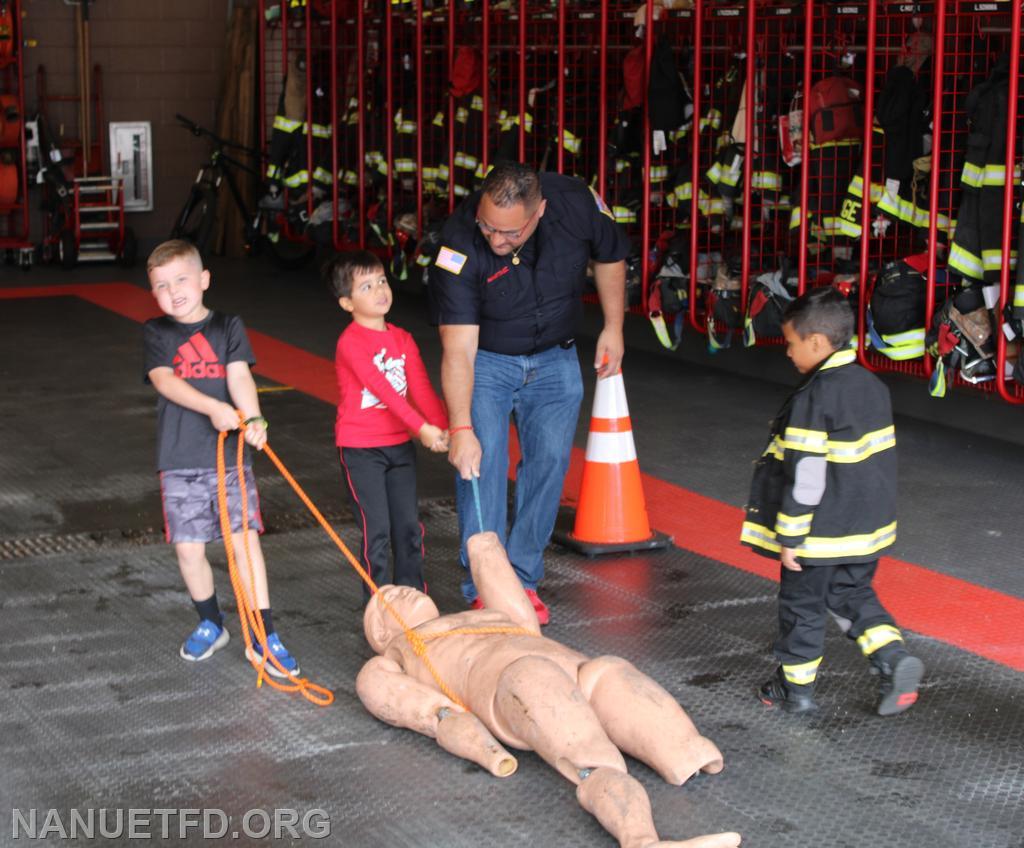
[243,416,268,428]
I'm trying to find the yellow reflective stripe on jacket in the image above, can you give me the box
[740,521,781,552]
[707,158,741,188]
[835,217,863,237]
[700,109,722,131]
[856,623,902,656]
[742,520,897,559]
[820,349,856,370]
[471,95,484,111]
[395,118,417,134]
[273,115,302,133]
[870,329,925,361]
[825,426,896,463]
[780,427,828,454]
[503,112,533,133]
[981,248,1017,272]
[775,512,813,537]
[312,166,333,184]
[283,169,308,187]
[961,162,1020,188]
[782,657,822,685]
[456,106,469,124]
[948,243,984,279]
[751,171,782,191]
[799,522,897,558]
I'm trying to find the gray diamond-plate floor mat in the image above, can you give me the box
[2,504,1021,848]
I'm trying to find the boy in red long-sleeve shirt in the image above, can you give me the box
[327,251,449,603]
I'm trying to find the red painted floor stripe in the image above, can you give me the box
[7,282,1024,670]
[0,284,340,403]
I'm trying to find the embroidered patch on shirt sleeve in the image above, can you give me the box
[589,186,615,221]
[435,246,468,275]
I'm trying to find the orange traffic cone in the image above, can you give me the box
[554,369,672,556]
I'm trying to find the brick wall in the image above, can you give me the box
[24,0,234,242]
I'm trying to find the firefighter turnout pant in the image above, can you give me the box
[775,559,905,687]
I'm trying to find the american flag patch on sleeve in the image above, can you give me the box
[435,246,468,275]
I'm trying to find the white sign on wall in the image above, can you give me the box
[109,122,154,212]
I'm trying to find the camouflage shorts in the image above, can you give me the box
[159,467,263,544]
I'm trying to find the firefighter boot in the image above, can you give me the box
[871,646,924,716]
[758,667,819,715]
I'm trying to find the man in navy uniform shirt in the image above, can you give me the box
[429,161,630,624]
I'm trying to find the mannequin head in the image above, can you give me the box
[363,586,441,653]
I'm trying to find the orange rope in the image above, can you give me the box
[216,429,333,706]
[419,627,538,641]
[217,417,538,711]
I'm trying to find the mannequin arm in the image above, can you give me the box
[356,655,457,735]
[355,655,518,777]
[467,531,540,633]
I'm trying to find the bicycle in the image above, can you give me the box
[170,114,316,268]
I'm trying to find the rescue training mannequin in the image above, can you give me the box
[356,531,741,848]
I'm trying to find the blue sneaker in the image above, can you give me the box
[245,633,300,678]
[180,619,229,662]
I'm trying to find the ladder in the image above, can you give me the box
[72,174,124,262]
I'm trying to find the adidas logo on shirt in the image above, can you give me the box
[174,332,225,380]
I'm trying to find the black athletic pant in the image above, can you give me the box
[775,559,894,666]
[340,442,425,601]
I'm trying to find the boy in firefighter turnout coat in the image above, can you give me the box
[741,288,924,717]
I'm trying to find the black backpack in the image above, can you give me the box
[869,260,928,335]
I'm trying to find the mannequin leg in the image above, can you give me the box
[492,654,626,783]
[576,767,742,848]
[579,656,724,785]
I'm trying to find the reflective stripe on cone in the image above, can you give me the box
[573,371,651,545]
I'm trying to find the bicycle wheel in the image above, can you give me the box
[263,232,317,270]
[170,184,217,253]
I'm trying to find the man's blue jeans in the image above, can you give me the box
[457,345,583,601]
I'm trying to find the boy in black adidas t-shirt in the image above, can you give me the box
[143,240,299,676]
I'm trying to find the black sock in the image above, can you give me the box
[259,608,275,635]
[193,594,223,627]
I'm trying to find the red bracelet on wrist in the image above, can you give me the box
[450,425,473,435]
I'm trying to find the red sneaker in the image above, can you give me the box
[469,597,485,611]
[524,589,550,626]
